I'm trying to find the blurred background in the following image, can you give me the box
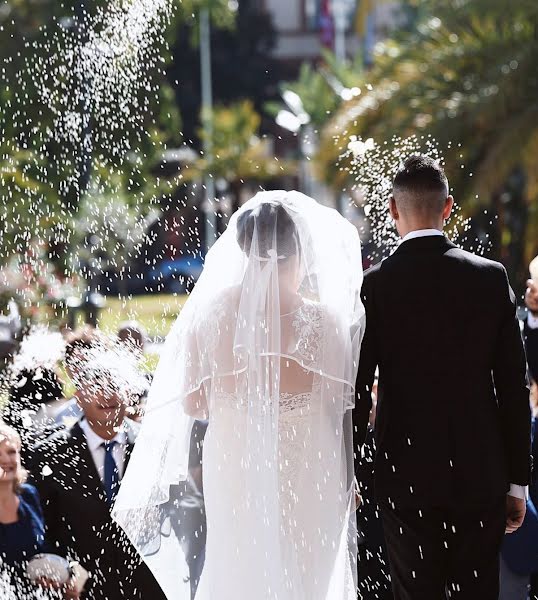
[0,0,537,342]
[1,4,538,598]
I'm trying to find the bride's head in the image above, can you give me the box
[236,200,302,291]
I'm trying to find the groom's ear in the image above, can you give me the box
[389,196,399,221]
[442,195,454,221]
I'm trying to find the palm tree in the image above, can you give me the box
[317,0,538,281]
[266,49,365,130]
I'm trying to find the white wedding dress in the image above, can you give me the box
[112,191,364,600]
[195,300,356,600]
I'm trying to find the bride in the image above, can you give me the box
[112,190,365,600]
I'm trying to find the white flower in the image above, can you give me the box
[348,136,375,158]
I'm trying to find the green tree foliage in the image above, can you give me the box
[168,0,280,143]
[0,0,234,269]
[266,49,365,131]
[317,0,538,273]
[181,100,295,208]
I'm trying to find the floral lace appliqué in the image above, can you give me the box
[291,302,323,365]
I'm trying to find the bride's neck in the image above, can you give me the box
[279,291,302,315]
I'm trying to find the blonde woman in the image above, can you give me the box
[0,422,78,598]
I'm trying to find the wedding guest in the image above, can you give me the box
[523,275,538,598]
[519,266,538,600]
[0,422,78,599]
[8,367,65,422]
[184,419,208,598]
[500,382,538,599]
[53,326,101,427]
[0,298,21,372]
[0,423,45,566]
[2,327,68,459]
[117,321,147,355]
[500,500,538,600]
[530,381,538,600]
[3,367,65,464]
[159,419,208,599]
[0,334,18,373]
[29,351,165,600]
[525,278,538,382]
[531,382,538,505]
[117,322,150,422]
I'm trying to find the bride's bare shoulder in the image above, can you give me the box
[195,286,242,326]
[213,286,242,311]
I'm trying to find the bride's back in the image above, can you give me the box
[201,290,323,401]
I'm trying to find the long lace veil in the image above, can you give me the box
[112,190,365,599]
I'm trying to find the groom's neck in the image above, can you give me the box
[397,219,444,239]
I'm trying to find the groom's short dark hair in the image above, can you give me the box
[393,155,449,216]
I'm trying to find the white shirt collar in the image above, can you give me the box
[79,417,127,452]
[401,229,444,243]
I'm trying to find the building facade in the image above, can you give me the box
[262,0,402,66]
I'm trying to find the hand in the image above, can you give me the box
[35,577,62,590]
[525,280,538,314]
[63,579,80,600]
[531,382,538,418]
[506,495,526,534]
[352,478,362,511]
[35,577,80,599]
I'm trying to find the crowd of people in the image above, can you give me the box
[0,268,537,599]
[0,322,206,599]
[497,276,538,600]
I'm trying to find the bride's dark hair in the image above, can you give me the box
[236,201,298,259]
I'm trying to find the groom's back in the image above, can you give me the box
[359,234,530,507]
[374,236,506,382]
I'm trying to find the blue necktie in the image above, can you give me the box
[102,441,120,506]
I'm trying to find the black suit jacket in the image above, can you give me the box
[354,235,531,507]
[29,420,166,600]
[524,316,538,383]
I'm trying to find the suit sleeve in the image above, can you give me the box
[524,317,538,382]
[353,271,378,477]
[492,266,532,486]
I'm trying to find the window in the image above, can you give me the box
[304,0,322,31]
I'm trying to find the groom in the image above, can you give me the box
[355,155,532,599]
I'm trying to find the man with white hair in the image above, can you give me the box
[30,349,165,600]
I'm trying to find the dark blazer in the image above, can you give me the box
[529,417,538,506]
[29,420,165,600]
[0,483,46,565]
[524,317,538,383]
[502,416,538,575]
[354,235,531,507]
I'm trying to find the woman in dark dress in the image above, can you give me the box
[0,422,77,598]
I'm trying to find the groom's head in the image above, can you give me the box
[389,155,453,237]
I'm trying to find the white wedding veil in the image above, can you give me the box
[112,190,365,600]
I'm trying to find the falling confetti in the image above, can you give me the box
[341,134,491,263]
[1,0,179,306]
